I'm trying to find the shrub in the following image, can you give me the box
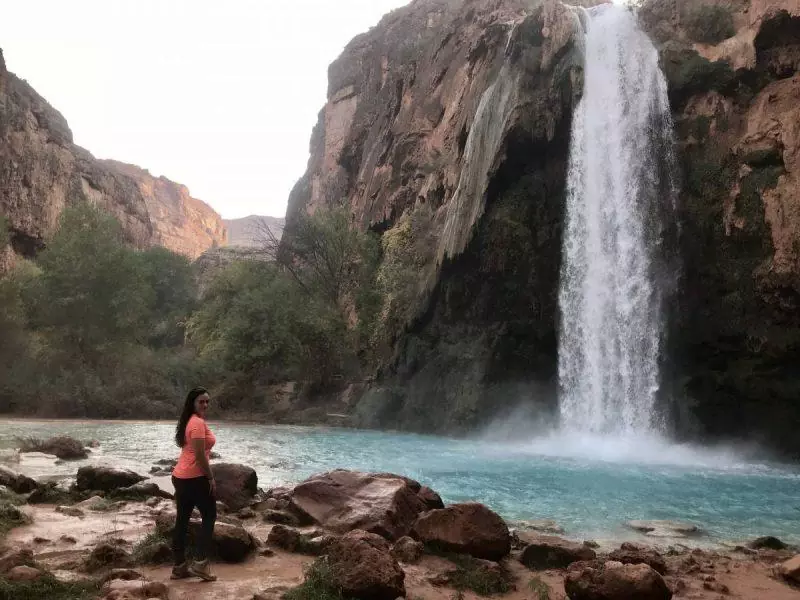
[0,574,99,600]
[0,501,31,536]
[283,561,347,600]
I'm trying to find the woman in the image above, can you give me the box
[171,387,217,582]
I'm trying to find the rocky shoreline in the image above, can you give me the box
[1,440,799,599]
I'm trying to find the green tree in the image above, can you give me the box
[138,246,197,347]
[30,204,154,361]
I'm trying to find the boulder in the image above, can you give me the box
[266,524,335,555]
[19,436,88,460]
[392,536,423,563]
[263,509,300,526]
[287,470,427,540]
[779,554,800,584]
[6,565,45,582]
[155,510,254,562]
[520,535,597,569]
[748,535,788,550]
[565,561,672,600]
[212,463,258,511]
[0,466,38,494]
[76,466,145,492]
[608,543,668,575]
[412,502,511,561]
[326,530,406,600]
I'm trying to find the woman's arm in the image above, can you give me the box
[191,438,217,497]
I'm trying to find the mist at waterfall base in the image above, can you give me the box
[489,6,773,470]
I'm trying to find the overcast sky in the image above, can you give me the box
[0,0,411,219]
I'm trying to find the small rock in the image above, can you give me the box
[60,535,78,544]
[392,536,423,564]
[216,501,228,514]
[7,565,45,582]
[85,543,132,572]
[145,497,160,508]
[412,502,511,560]
[627,519,701,538]
[56,505,85,518]
[608,542,668,575]
[417,486,444,510]
[102,578,168,599]
[33,537,50,544]
[263,509,300,526]
[584,540,599,548]
[520,535,597,569]
[779,554,800,584]
[76,466,145,492]
[117,482,173,499]
[565,561,671,600]
[100,568,145,584]
[259,547,276,557]
[238,507,256,519]
[748,536,788,550]
[0,548,34,573]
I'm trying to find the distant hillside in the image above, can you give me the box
[224,215,284,248]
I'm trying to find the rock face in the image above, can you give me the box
[224,215,284,247]
[287,470,431,540]
[211,463,258,511]
[637,0,800,457]
[286,0,583,434]
[326,530,406,600]
[411,502,511,560]
[0,49,225,262]
[76,466,145,492]
[284,0,800,457]
[565,561,673,600]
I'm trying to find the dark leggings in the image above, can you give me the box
[171,475,216,564]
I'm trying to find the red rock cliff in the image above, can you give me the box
[0,49,226,261]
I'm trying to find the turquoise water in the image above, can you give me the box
[1,420,799,546]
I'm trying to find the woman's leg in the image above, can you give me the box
[171,476,196,566]
[194,477,217,560]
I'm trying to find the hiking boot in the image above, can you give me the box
[189,559,217,582]
[170,562,190,580]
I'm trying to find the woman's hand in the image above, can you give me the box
[209,478,217,498]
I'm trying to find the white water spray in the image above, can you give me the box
[558,5,677,436]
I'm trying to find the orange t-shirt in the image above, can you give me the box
[173,415,216,479]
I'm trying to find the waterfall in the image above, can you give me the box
[558,5,678,436]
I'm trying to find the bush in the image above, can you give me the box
[283,561,348,600]
[0,501,31,536]
[685,5,736,44]
[132,531,172,565]
[444,554,514,596]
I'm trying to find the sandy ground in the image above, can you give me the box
[5,502,800,600]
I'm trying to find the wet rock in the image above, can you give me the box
[779,554,800,583]
[99,568,145,584]
[392,536,423,564]
[747,535,788,550]
[608,542,668,575]
[565,561,672,600]
[327,530,406,600]
[7,565,45,582]
[516,519,566,535]
[102,578,168,599]
[0,466,38,494]
[413,502,511,561]
[0,547,34,573]
[262,509,300,526]
[116,482,173,500]
[212,463,258,511]
[288,470,428,540]
[85,543,132,572]
[626,520,701,538]
[155,510,254,562]
[18,436,89,460]
[55,505,85,518]
[76,466,145,492]
[238,507,256,519]
[520,535,597,569]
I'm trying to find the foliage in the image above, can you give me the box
[684,5,736,45]
[283,560,349,600]
[132,531,172,565]
[528,576,551,600]
[0,574,99,600]
[0,501,31,537]
[444,554,514,596]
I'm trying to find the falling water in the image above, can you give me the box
[558,5,678,436]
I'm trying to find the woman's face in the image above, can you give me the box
[194,393,211,418]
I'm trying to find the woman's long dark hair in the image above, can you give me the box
[175,387,208,447]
